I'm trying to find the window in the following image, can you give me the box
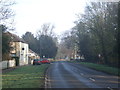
[22,48,24,50]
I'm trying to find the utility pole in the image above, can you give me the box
[39,37,41,58]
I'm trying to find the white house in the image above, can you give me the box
[17,42,29,65]
[7,32,29,66]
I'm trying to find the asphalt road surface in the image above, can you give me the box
[46,61,120,89]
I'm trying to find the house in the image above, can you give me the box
[28,49,40,64]
[7,32,29,66]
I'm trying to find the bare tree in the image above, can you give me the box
[36,23,55,37]
[73,2,118,66]
[0,0,15,27]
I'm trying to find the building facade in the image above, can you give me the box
[8,32,29,66]
[28,49,40,64]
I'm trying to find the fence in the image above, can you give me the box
[0,59,16,69]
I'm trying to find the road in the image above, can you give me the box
[45,61,120,89]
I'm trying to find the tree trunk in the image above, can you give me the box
[98,27,108,65]
[101,37,108,65]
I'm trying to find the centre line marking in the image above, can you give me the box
[89,78,95,81]
[107,87,113,90]
[80,73,84,75]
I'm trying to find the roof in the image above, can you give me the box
[29,49,35,53]
[5,32,27,43]
[29,49,39,56]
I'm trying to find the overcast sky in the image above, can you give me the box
[11,0,90,37]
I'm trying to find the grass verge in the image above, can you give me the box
[2,64,50,88]
[68,61,120,76]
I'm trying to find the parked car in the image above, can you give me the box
[33,59,41,65]
[40,58,50,64]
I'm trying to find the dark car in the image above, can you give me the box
[40,58,50,64]
[33,59,41,65]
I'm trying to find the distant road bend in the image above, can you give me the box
[45,61,120,89]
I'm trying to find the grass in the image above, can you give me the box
[2,64,50,88]
[68,61,120,76]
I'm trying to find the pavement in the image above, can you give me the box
[45,61,120,89]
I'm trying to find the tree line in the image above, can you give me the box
[22,23,58,59]
[62,2,119,67]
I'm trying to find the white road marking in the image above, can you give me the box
[45,77,47,81]
[48,78,51,88]
[89,78,95,81]
[80,73,84,75]
[107,87,113,90]
[45,66,52,88]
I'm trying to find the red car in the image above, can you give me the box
[40,58,50,64]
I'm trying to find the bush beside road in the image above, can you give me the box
[2,64,50,88]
